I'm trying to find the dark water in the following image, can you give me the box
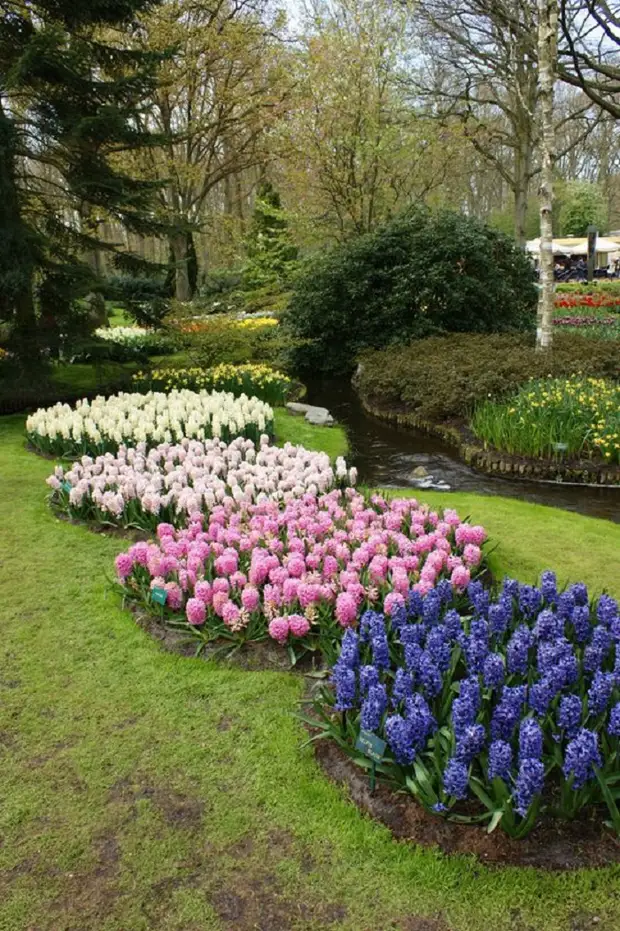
[305,380,620,524]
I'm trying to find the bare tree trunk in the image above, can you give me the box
[170,232,192,302]
[513,133,532,247]
[536,0,558,351]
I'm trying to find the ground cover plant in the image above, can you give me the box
[131,363,294,405]
[26,389,273,457]
[356,332,620,422]
[471,376,620,464]
[312,575,620,838]
[114,491,487,664]
[3,414,620,930]
[47,437,352,529]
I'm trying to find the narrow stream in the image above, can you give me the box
[305,379,620,523]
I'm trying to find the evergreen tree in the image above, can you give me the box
[241,181,298,291]
[0,0,165,371]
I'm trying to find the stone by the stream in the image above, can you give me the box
[410,470,451,491]
[286,402,334,426]
[412,466,429,478]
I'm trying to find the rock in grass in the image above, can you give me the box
[286,402,334,426]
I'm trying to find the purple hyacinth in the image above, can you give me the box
[371,631,390,670]
[360,609,383,642]
[587,670,614,717]
[608,702,620,738]
[400,623,426,646]
[468,580,490,617]
[391,668,413,706]
[528,677,556,716]
[443,609,463,640]
[507,626,533,676]
[569,582,589,606]
[488,739,513,782]
[563,728,601,789]
[422,590,442,626]
[540,570,558,604]
[361,683,387,731]
[451,696,476,737]
[404,642,423,675]
[436,579,454,605]
[557,591,576,621]
[483,653,505,689]
[557,694,582,737]
[359,664,379,695]
[407,590,424,619]
[390,601,407,631]
[443,759,469,799]
[332,665,356,711]
[488,602,510,640]
[419,651,443,697]
[405,693,437,745]
[597,594,619,627]
[463,633,489,675]
[519,718,543,762]
[460,676,481,712]
[501,577,519,601]
[518,584,543,619]
[514,759,545,816]
[571,605,592,644]
[425,626,451,672]
[455,723,486,763]
[339,628,360,668]
[385,714,416,764]
[491,685,527,741]
[534,609,563,642]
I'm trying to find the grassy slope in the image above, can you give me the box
[1,415,620,931]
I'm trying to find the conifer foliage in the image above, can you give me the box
[0,0,164,369]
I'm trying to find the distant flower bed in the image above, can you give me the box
[471,377,620,465]
[311,574,620,838]
[27,390,273,458]
[132,363,293,405]
[114,491,487,663]
[553,315,617,328]
[179,316,278,335]
[555,295,620,310]
[94,326,175,354]
[47,437,349,530]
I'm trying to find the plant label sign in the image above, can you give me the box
[61,481,72,493]
[151,587,167,606]
[356,729,386,763]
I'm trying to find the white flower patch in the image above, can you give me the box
[26,389,274,457]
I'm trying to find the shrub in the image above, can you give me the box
[103,275,170,327]
[167,314,299,370]
[471,377,620,464]
[132,363,294,405]
[112,491,488,664]
[26,389,274,457]
[286,207,537,375]
[356,333,620,422]
[310,575,620,837]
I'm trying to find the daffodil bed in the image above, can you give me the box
[131,363,294,405]
[471,377,620,466]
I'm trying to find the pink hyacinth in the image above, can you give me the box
[450,565,471,591]
[463,544,482,567]
[186,598,206,626]
[194,581,213,605]
[288,614,310,637]
[115,552,134,580]
[335,591,358,627]
[222,600,241,628]
[268,616,290,644]
[157,523,176,540]
[241,585,260,612]
[164,582,183,610]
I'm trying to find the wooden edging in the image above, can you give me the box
[360,397,620,488]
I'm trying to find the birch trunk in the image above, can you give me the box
[536,0,558,351]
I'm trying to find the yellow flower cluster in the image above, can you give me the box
[132,363,292,404]
[236,317,279,330]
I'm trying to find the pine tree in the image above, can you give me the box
[0,0,165,371]
[242,182,298,292]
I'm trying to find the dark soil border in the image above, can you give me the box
[313,737,620,870]
[359,395,620,488]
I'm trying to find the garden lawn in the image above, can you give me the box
[1,415,620,931]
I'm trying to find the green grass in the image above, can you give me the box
[274,408,348,458]
[1,414,620,930]
[106,304,134,327]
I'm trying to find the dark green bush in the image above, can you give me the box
[356,332,620,422]
[103,275,170,327]
[286,207,537,375]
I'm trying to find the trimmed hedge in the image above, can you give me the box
[355,333,620,422]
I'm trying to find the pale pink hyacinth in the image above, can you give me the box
[268,617,290,644]
[115,489,488,644]
[186,598,206,626]
[288,614,311,637]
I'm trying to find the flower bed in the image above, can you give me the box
[131,363,294,405]
[114,491,487,663]
[555,295,620,310]
[47,437,351,530]
[471,376,620,464]
[310,574,620,837]
[26,389,273,458]
[94,326,176,354]
[553,315,617,328]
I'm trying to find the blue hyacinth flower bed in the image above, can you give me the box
[307,572,620,838]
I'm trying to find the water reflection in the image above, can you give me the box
[305,379,620,523]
